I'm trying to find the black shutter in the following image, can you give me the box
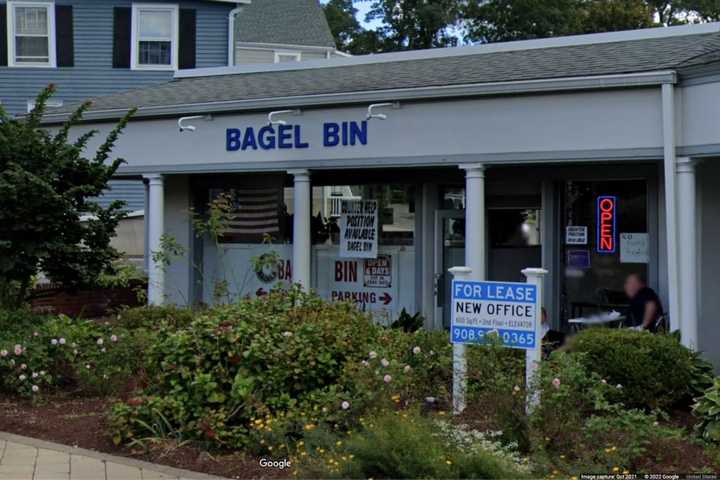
[112,7,131,68]
[178,9,196,70]
[0,6,7,67]
[55,6,74,67]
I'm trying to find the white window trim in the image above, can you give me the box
[130,3,179,71]
[6,0,56,68]
[273,50,301,63]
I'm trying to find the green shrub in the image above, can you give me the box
[389,308,423,332]
[298,410,529,479]
[564,328,694,410]
[0,310,156,397]
[114,305,196,330]
[693,377,720,442]
[109,289,383,448]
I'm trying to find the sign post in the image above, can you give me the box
[449,266,547,414]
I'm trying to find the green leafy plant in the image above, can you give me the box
[564,328,695,410]
[693,378,720,442]
[390,308,424,332]
[0,86,135,308]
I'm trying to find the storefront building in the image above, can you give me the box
[44,23,720,366]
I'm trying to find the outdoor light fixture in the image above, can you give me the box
[366,102,400,120]
[268,109,301,126]
[177,114,213,133]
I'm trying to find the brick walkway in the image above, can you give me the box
[0,432,228,480]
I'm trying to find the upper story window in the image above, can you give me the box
[7,1,56,67]
[274,51,301,63]
[131,4,178,70]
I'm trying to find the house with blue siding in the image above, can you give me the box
[0,0,339,262]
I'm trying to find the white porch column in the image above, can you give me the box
[453,163,486,414]
[144,174,165,305]
[289,169,311,289]
[676,157,699,348]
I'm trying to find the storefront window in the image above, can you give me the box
[311,184,415,245]
[561,179,649,323]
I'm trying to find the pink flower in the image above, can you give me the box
[14,345,23,356]
[341,401,350,410]
[383,374,392,383]
[59,338,66,345]
[381,358,389,367]
[552,378,561,389]
[20,364,27,370]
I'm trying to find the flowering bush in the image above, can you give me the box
[296,409,529,479]
[109,289,383,448]
[0,309,155,397]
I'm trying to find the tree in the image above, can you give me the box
[367,0,462,50]
[323,0,384,54]
[464,0,654,43]
[0,86,135,308]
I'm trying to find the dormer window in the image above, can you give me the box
[274,51,301,63]
[7,1,56,67]
[131,3,178,70]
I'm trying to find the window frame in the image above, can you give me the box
[6,0,56,68]
[273,50,301,63]
[130,3,178,71]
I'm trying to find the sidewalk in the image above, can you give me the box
[0,432,229,480]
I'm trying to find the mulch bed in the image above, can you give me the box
[0,394,290,480]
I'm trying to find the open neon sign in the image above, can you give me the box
[597,196,617,254]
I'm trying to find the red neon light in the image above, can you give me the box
[597,196,616,254]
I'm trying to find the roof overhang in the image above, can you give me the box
[41,70,678,125]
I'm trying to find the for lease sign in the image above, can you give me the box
[450,280,538,349]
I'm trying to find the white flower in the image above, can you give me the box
[101,347,106,353]
[513,385,521,392]
[31,385,39,393]
[59,338,66,345]
[71,343,77,348]
[380,358,389,367]
[20,363,27,370]
[383,374,392,383]
[39,371,46,376]
[368,351,377,359]
[9,359,15,366]
[14,345,23,356]
[341,401,350,410]
[616,384,623,389]
[0,350,7,357]
[429,350,435,356]
[110,335,118,342]
[404,365,412,373]
[73,350,78,355]
[96,338,104,346]
[51,339,58,345]
[33,332,39,337]
[85,364,91,369]
[31,372,38,379]
[361,360,369,367]
[18,374,26,381]
[102,374,108,380]
[281,331,292,338]
[601,379,607,384]
[412,346,421,355]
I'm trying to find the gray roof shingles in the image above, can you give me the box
[236,0,336,48]
[52,32,720,118]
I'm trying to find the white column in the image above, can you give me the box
[661,83,680,332]
[453,163,486,414]
[676,157,699,348]
[144,174,164,305]
[289,169,311,289]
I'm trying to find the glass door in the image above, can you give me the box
[434,210,465,329]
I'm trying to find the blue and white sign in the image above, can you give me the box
[450,280,538,349]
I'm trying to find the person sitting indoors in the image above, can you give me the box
[623,273,664,332]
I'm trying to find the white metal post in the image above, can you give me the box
[144,174,165,305]
[676,157,698,348]
[289,169,311,289]
[449,266,472,415]
[522,267,548,411]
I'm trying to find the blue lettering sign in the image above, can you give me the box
[258,126,276,150]
[242,127,258,150]
[225,121,369,152]
[324,123,340,147]
[226,128,241,151]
